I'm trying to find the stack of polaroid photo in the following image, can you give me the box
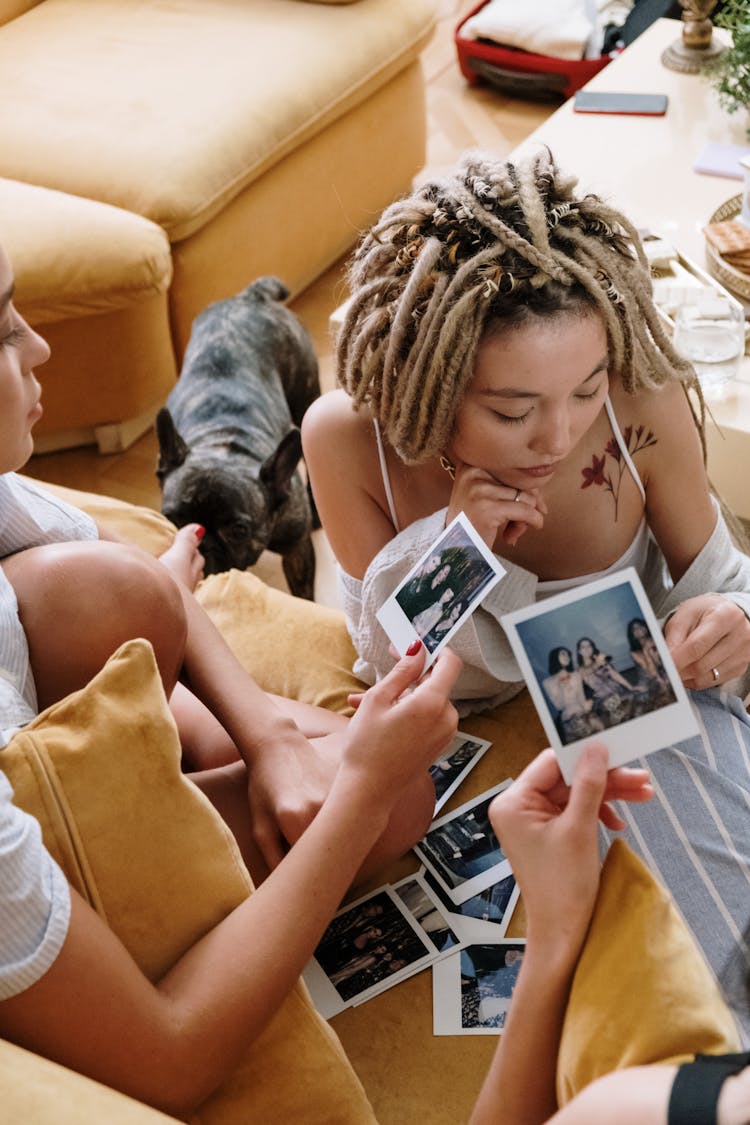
[305,514,698,1035]
[303,746,526,1035]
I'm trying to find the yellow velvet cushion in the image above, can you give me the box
[0,639,375,1125]
[195,569,363,714]
[0,1039,180,1124]
[556,838,740,1105]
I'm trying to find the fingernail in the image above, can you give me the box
[195,525,206,542]
[406,640,422,656]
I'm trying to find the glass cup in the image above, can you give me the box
[672,291,746,402]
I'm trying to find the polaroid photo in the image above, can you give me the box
[413,780,513,906]
[376,512,506,670]
[423,868,520,945]
[501,567,699,784]
[392,871,462,959]
[432,941,527,1035]
[356,871,464,1003]
[304,885,435,1018]
[430,731,493,815]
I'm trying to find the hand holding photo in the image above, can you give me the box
[501,569,698,783]
[376,512,506,671]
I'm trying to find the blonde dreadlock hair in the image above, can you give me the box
[338,147,704,465]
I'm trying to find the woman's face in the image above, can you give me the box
[632,621,647,639]
[578,639,594,661]
[558,648,571,668]
[448,310,609,490]
[440,588,454,605]
[0,247,50,474]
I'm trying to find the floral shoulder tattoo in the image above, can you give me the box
[581,424,656,520]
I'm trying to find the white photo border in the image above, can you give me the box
[376,512,506,670]
[501,567,698,783]
[430,730,493,815]
[413,779,513,905]
[432,940,527,1036]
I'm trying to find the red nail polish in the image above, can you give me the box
[406,640,422,656]
[195,525,206,542]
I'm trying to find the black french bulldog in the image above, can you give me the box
[155,277,320,599]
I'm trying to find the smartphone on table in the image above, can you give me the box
[573,90,668,116]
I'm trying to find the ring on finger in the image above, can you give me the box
[513,488,522,503]
[711,666,720,683]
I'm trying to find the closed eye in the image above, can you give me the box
[493,410,532,426]
[1,325,26,349]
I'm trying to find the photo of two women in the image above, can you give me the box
[395,523,497,654]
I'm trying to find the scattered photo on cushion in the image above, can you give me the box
[304,886,435,1017]
[501,568,698,783]
[433,940,527,1035]
[413,781,512,905]
[430,731,492,815]
[423,868,520,944]
[377,512,506,670]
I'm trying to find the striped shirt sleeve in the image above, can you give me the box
[0,771,71,1000]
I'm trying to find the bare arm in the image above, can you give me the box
[0,648,460,1118]
[470,746,653,1125]
[632,382,750,689]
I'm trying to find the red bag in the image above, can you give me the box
[455,1,613,102]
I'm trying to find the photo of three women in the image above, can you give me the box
[314,891,428,1003]
[542,617,676,746]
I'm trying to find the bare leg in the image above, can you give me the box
[4,541,433,884]
[171,683,350,772]
[190,750,435,888]
[2,540,187,708]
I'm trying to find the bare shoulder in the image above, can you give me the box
[302,389,371,455]
[608,378,703,474]
[302,390,396,577]
[610,377,715,577]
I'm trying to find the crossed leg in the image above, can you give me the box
[2,539,436,885]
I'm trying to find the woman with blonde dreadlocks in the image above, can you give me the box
[303,148,750,1038]
[304,147,750,702]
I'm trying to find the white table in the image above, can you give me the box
[512,18,750,517]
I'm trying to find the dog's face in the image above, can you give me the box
[156,409,309,575]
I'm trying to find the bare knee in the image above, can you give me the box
[353,770,436,885]
[4,540,187,707]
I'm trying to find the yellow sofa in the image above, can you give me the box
[0,480,740,1125]
[0,0,437,453]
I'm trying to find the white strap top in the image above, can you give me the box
[373,415,400,530]
[372,397,651,593]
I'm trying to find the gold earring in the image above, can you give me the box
[439,454,456,481]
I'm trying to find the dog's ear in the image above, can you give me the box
[259,427,303,505]
[155,407,190,480]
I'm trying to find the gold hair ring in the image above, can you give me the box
[711,667,720,682]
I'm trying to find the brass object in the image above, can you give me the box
[661,0,726,73]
